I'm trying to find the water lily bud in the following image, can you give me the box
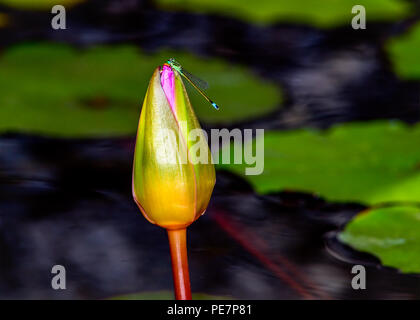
[132,64,216,230]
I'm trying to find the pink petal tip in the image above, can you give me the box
[160,64,176,113]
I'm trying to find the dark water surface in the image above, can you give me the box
[0,134,419,299]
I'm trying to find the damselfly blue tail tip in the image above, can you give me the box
[212,102,220,110]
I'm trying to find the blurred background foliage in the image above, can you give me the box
[219,121,420,205]
[0,0,84,10]
[0,43,280,136]
[156,0,411,27]
[0,12,7,27]
[1,0,420,299]
[340,206,420,273]
[387,21,420,79]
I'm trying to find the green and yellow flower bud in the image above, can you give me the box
[132,64,216,230]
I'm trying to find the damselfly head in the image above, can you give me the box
[167,58,182,70]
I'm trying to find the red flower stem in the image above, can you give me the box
[167,228,192,300]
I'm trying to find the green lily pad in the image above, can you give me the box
[218,121,420,204]
[387,22,420,79]
[110,290,232,300]
[0,0,84,10]
[339,206,420,273]
[0,43,281,137]
[156,0,411,28]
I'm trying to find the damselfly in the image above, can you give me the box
[166,58,220,110]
